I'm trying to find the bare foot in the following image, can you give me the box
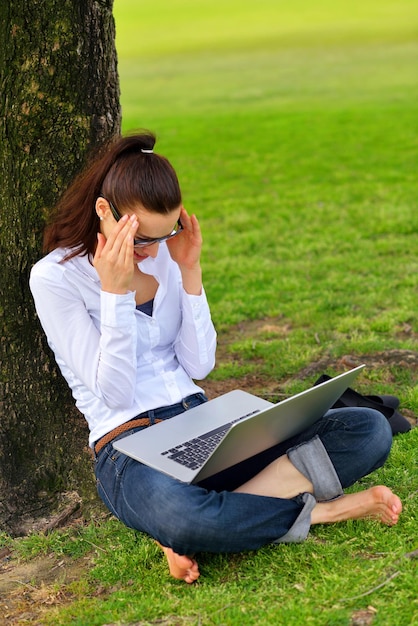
[156,542,200,584]
[311,485,402,526]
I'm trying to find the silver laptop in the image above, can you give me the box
[114,365,365,483]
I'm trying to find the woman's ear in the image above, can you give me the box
[95,197,109,221]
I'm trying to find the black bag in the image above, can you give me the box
[314,373,411,435]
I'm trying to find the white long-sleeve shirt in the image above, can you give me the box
[29,244,217,447]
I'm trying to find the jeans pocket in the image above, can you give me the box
[96,478,120,519]
[95,445,131,519]
[108,447,132,476]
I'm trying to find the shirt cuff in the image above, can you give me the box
[100,290,136,327]
[181,287,211,323]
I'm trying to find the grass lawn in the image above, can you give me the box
[1,0,417,624]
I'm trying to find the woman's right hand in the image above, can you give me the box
[93,214,139,294]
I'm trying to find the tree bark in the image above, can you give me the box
[0,0,121,535]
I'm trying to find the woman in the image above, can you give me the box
[30,131,402,584]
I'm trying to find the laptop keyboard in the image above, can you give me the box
[161,410,260,470]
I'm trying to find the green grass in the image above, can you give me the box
[4,0,418,623]
[115,0,418,339]
[5,430,418,625]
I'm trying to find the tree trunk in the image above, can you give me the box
[0,0,121,535]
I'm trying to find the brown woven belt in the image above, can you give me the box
[94,417,162,455]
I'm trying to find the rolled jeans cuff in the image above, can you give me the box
[287,435,344,502]
[274,492,316,543]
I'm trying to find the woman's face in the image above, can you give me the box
[96,198,182,263]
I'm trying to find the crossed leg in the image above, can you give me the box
[158,453,402,583]
[235,455,402,526]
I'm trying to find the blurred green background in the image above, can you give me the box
[113,0,417,390]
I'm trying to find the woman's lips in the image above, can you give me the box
[134,250,147,261]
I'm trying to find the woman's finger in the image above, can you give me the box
[179,206,192,229]
[94,232,107,260]
[189,213,201,239]
[179,207,201,241]
[103,214,133,252]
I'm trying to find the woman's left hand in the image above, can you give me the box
[166,206,202,271]
[167,207,203,295]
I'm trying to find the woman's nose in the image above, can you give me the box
[142,242,159,257]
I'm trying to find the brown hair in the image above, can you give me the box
[43,131,182,260]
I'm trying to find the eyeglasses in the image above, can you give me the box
[105,198,183,248]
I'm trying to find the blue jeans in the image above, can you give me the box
[95,394,392,555]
